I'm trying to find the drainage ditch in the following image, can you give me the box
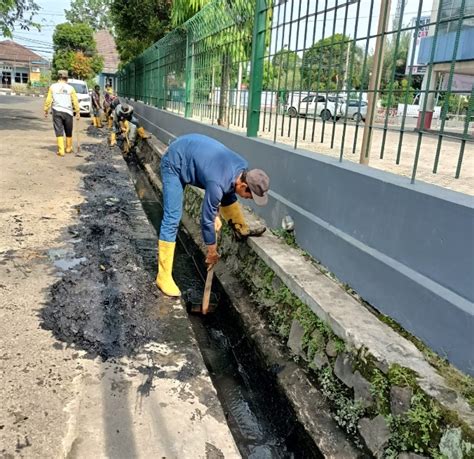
[127,157,322,459]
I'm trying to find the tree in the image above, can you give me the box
[52,22,103,80]
[381,32,411,87]
[301,34,363,92]
[170,0,210,27]
[272,48,301,72]
[110,0,171,64]
[1,0,39,37]
[272,48,302,90]
[65,0,112,31]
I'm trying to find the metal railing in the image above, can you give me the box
[118,0,474,194]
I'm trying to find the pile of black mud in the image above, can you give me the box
[41,142,192,360]
[86,124,109,139]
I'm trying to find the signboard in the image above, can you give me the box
[406,16,430,75]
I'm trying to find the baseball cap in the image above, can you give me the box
[58,70,68,79]
[246,169,270,206]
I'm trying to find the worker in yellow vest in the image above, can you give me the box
[43,70,80,156]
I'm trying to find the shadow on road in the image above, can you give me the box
[39,145,58,154]
[0,108,48,132]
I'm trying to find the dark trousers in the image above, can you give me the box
[52,110,73,137]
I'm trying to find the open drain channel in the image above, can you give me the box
[127,158,322,458]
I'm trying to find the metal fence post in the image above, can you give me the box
[247,0,267,137]
[360,0,391,165]
[185,33,194,118]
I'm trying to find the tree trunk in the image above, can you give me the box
[218,52,231,127]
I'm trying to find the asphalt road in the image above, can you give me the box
[0,95,240,458]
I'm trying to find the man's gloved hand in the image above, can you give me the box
[220,202,267,241]
[214,216,222,233]
[205,244,219,270]
[120,121,129,133]
[228,220,266,241]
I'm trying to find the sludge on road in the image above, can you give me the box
[40,136,321,458]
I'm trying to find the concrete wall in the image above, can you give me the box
[130,101,474,375]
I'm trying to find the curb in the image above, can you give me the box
[0,91,45,98]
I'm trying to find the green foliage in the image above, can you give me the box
[52,50,75,77]
[442,94,470,115]
[381,33,412,87]
[52,22,103,79]
[386,393,442,455]
[110,0,171,63]
[266,287,297,337]
[319,367,365,442]
[0,0,39,37]
[272,48,302,90]
[262,60,276,91]
[171,0,210,27]
[370,369,391,415]
[380,79,416,108]
[376,310,474,409]
[271,229,297,248]
[65,0,112,31]
[388,364,417,388]
[53,22,97,53]
[301,34,364,91]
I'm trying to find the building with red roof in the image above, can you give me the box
[0,40,49,88]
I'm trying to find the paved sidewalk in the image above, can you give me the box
[0,96,239,458]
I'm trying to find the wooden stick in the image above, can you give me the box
[201,266,214,315]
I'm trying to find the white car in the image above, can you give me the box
[68,78,92,116]
[287,94,343,121]
[342,99,367,122]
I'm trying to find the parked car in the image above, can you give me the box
[287,93,343,121]
[342,99,367,122]
[67,78,92,116]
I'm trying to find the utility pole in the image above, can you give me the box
[360,0,392,165]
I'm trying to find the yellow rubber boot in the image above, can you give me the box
[108,117,113,129]
[91,117,97,127]
[220,202,249,236]
[96,116,103,128]
[156,240,181,297]
[109,132,116,147]
[57,137,65,156]
[137,126,150,139]
[65,137,73,153]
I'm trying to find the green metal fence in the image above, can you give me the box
[118,0,474,193]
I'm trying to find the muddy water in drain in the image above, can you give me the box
[128,159,321,459]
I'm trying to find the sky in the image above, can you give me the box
[2,0,437,62]
[269,0,434,56]
[1,0,71,60]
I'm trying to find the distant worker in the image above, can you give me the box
[91,85,103,128]
[43,70,80,156]
[109,102,149,153]
[103,86,115,129]
[156,133,269,297]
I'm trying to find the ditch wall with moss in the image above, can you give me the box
[180,182,474,459]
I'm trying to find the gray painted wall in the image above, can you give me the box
[130,100,474,375]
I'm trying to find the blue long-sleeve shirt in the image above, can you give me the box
[166,134,248,245]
